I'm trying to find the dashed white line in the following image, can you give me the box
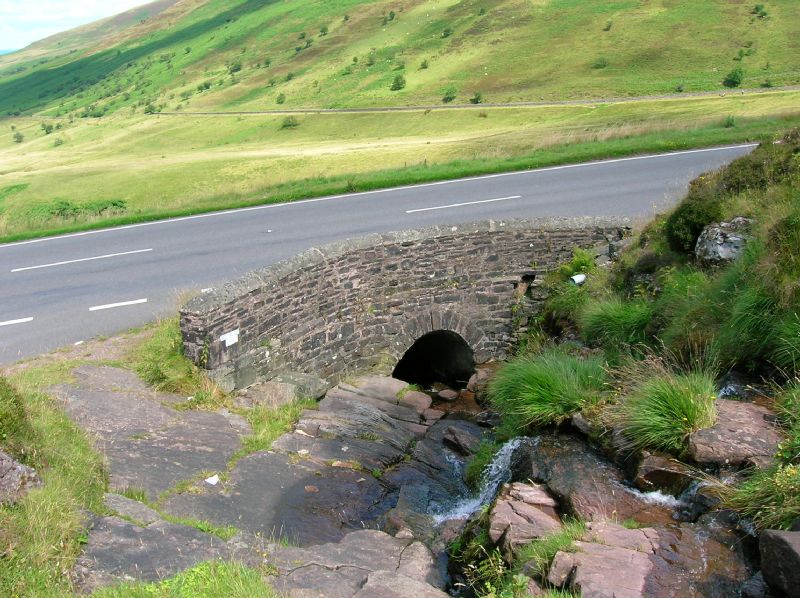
[0,143,757,249]
[0,317,34,327]
[89,298,148,312]
[11,248,153,273]
[406,195,522,214]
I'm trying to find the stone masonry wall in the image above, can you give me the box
[180,218,629,391]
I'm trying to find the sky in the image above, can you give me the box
[0,1,149,50]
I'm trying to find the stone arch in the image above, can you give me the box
[388,307,491,365]
[392,330,476,389]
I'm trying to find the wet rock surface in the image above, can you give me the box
[688,399,782,466]
[547,520,752,597]
[0,449,41,505]
[633,453,695,496]
[527,434,679,526]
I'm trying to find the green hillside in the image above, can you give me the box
[2,0,799,116]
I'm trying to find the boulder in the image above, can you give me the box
[760,530,800,596]
[103,493,161,526]
[488,483,562,554]
[688,399,782,466]
[633,453,695,496]
[740,572,772,598]
[695,217,753,268]
[547,521,752,597]
[437,389,459,402]
[0,450,41,505]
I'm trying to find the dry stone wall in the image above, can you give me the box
[180,218,629,391]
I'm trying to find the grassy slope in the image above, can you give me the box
[0,0,799,240]
[1,0,799,115]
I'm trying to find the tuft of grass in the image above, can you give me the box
[91,561,279,598]
[726,463,800,530]
[236,398,318,458]
[579,297,653,351]
[556,248,597,280]
[159,515,238,541]
[464,440,501,489]
[130,319,226,409]
[488,348,607,430]
[513,518,586,579]
[544,284,588,323]
[614,366,717,454]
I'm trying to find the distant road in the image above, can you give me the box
[158,86,800,116]
[0,144,754,364]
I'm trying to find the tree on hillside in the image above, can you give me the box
[13,131,23,143]
[723,67,744,88]
[390,74,406,91]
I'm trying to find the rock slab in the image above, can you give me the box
[689,399,781,466]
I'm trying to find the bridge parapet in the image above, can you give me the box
[180,217,629,391]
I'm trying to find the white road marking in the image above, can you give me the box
[0,144,757,249]
[11,248,153,273]
[0,317,34,327]
[406,195,522,214]
[89,298,148,312]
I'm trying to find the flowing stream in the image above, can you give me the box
[429,436,537,524]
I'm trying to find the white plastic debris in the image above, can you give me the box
[205,474,220,486]
[569,273,587,286]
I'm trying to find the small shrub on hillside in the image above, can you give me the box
[276,93,286,104]
[591,57,609,69]
[280,116,300,129]
[12,131,23,143]
[469,91,483,104]
[723,67,744,88]
[419,59,429,70]
[723,115,736,128]
[442,87,457,103]
[488,348,607,429]
[615,365,716,453]
[442,27,453,38]
[751,4,768,18]
[579,297,653,351]
[390,74,406,91]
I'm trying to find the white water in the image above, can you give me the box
[430,437,535,525]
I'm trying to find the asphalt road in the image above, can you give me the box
[0,144,754,363]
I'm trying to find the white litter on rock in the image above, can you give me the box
[205,474,220,486]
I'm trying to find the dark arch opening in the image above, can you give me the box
[392,330,476,390]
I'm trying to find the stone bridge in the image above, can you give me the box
[180,218,629,391]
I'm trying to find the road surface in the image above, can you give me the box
[0,144,754,363]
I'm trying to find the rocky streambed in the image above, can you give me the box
[3,361,790,596]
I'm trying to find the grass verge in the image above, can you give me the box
[0,371,107,597]
[90,561,278,598]
[2,114,798,244]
